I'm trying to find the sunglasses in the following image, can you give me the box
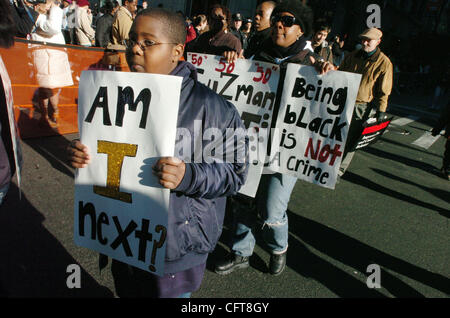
[271,15,299,27]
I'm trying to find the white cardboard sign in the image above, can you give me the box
[187,53,280,197]
[74,70,182,276]
[270,64,361,189]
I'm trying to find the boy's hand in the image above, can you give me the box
[67,139,91,168]
[153,157,186,189]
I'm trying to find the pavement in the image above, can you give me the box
[0,91,448,299]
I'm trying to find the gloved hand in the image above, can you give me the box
[376,111,387,123]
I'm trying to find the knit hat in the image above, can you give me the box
[77,0,90,7]
[271,0,314,37]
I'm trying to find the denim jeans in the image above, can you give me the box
[0,182,10,205]
[231,173,297,256]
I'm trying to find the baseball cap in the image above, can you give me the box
[359,28,383,40]
[232,13,243,21]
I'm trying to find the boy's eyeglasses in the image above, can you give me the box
[270,15,299,28]
[124,39,178,51]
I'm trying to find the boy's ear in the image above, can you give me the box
[171,43,185,63]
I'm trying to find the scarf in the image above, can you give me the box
[260,35,309,59]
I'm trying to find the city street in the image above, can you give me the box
[0,101,448,298]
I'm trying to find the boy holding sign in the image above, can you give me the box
[68,8,248,298]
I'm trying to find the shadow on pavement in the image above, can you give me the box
[362,147,438,174]
[373,168,450,206]
[23,135,75,179]
[0,184,113,297]
[344,171,449,218]
[379,137,443,159]
[288,211,450,297]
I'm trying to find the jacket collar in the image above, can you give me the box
[170,61,197,90]
[356,47,380,62]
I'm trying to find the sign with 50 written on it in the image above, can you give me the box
[187,53,280,198]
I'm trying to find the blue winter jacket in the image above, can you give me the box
[164,61,248,274]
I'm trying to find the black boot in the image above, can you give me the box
[269,251,286,276]
[214,253,249,275]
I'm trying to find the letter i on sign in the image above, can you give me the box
[93,140,138,203]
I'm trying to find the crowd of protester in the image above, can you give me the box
[1,0,449,298]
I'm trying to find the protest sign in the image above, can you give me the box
[270,64,361,189]
[350,117,392,151]
[187,53,280,197]
[0,56,21,196]
[74,70,182,276]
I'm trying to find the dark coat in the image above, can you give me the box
[10,1,39,38]
[187,30,242,56]
[95,13,114,48]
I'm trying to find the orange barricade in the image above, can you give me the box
[0,38,129,139]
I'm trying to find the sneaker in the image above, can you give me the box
[269,251,287,276]
[214,253,249,275]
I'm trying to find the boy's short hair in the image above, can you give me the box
[137,8,187,44]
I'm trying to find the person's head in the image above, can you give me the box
[76,0,89,8]
[101,0,114,15]
[33,0,53,14]
[112,0,120,14]
[193,14,207,31]
[242,18,252,34]
[208,4,231,33]
[254,1,275,32]
[232,13,242,30]
[142,0,147,9]
[62,0,71,8]
[126,8,186,75]
[0,0,15,48]
[76,0,90,8]
[124,0,137,14]
[270,0,313,48]
[359,27,382,52]
[312,22,331,47]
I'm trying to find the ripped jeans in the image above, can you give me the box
[230,173,297,257]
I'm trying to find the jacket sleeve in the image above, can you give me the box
[113,10,132,44]
[175,103,249,199]
[37,6,63,36]
[79,9,95,42]
[373,59,393,112]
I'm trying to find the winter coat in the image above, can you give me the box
[339,48,393,112]
[164,61,249,273]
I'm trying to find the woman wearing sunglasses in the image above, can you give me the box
[216,0,334,277]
